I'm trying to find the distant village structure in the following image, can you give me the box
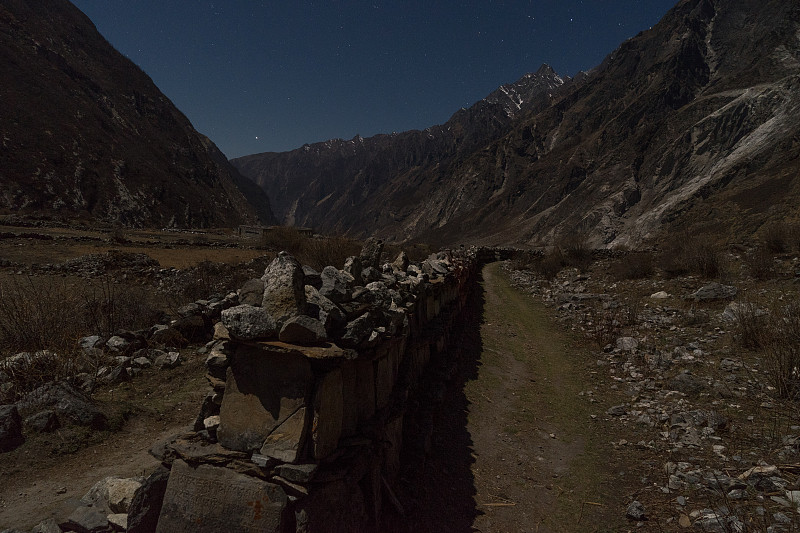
[237,225,314,239]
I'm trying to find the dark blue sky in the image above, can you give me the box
[71,0,678,158]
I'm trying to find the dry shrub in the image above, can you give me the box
[296,236,361,271]
[610,252,654,281]
[0,276,77,354]
[730,302,770,350]
[559,233,593,272]
[762,222,790,254]
[529,234,593,279]
[80,277,164,336]
[763,301,800,400]
[743,247,776,280]
[260,226,306,253]
[261,228,361,270]
[659,233,726,279]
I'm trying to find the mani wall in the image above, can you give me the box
[145,241,505,532]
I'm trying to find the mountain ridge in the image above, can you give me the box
[234,0,800,247]
[0,0,276,228]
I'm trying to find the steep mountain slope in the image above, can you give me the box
[232,65,567,228]
[235,0,800,246]
[0,0,275,228]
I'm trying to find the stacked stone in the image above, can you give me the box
[151,242,482,533]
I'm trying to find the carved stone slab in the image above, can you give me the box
[155,460,287,533]
[217,345,312,452]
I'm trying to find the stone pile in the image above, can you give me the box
[139,240,482,532]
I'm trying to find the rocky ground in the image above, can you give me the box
[506,249,800,532]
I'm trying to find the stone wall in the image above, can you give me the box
[148,241,488,532]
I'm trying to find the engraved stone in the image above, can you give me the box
[156,460,287,533]
[260,407,308,463]
[217,345,312,452]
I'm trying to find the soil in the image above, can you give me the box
[389,262,635,532]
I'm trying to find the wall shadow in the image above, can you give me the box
[383,269,486,532]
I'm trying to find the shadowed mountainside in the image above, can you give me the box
[0,0,276,228]
[234,0,800,247]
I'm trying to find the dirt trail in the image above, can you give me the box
[391,262,626,532]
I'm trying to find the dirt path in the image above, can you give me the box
[0,355,207,531]
[390,262,628,532]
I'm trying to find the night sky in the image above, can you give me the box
[71,0,678,159]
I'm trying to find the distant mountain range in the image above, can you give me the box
[233,0,800,247]
[0,0,275,228]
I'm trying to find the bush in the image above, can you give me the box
[762,222,789,254]
[659,233,726,279]
[743,247,776,280]
[609,252,654,281]
[763,301,800,400]
[559,233,593,272]
[296,236,361,271]
[730,302,770,350]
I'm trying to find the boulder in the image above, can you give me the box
[319,266,354,304]
[154,352,181,370]
[127,466,170,533]
[392,251,409,272]
[302,265,322,289]
[81,476,143,513]
[237,278,265,306]
[279,315,328,345]
[343,256,363,284]
[16,381,106,429]
[0,404,23,452]
[690,282,737,301]
[221,304,277,340]
[24,409,60,433]
[261,252,306,325]
[60,505,109,533]
[172,315,209,343]
[148,327,188,349]
[305,286,346,333]
[359,237,384,270]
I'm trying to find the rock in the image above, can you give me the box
[607,404,627,416]
[392,251,409,272]
[261,252,306,325]
[278,315,328,345]
[60,505,109,533]
[305,286,346,333]
[650,291,669,299]
[105,335,131,354]
[172,315,208,343]
[0,404,24,452]
[275,463,318,483]
[24,409,60,433]
[127,466,170,533]
[343,256,364,284]
[690,282,737,301]
[668,372,706,396]
[78,335,104,352]
[361,266,382,283]
[616,337,638,351]
[31,518,61,533]
[16,381,106,429]
[212,321,230,340]
[149,327,188,349]
[221,304,277,340]
[154,351,181,370]
[105,364,131,384]
[193,394,221,432]
[260,407,308,463]
[205,353,229,381]
[359,237,384,270]
[82,476,143,513]
[155,459,287,533]
[237,278,265,306]
[626,500,646,521]
[319,266,354,304]
[107,513,127,531]
[217,345,313,452]
[302,265,322,289]
[177,302,203,318]
[132,357,152,369]
[339,312,377,348]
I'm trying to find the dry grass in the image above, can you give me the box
[260,227,362,270]
[609,252,654,281]
[659,233,727,279]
